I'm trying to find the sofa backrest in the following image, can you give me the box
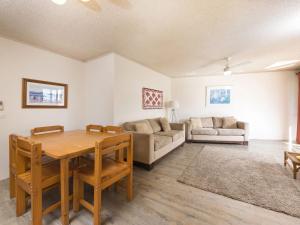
[190,116,236,129]
[122,119,155,133]
[190,117,214,128]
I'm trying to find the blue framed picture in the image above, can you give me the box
[206,86,232,105]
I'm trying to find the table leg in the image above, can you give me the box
[60,158,69,225]
[284,151,287,167]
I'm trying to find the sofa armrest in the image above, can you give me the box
[132,132,155,164]
[237,121,249,141]
[170,123,185,131]
[185,120,192,140]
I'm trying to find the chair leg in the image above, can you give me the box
[114,181,121,192]
[31,188,42,225]
[9,172,16,199]
[127,172,133,201]
[293,163,297,179]
[284,151,287,167]
[73,170,80,212]
[93,186,101,225]
[16,185,26,216]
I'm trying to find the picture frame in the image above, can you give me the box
[22,78,68,108]
[142,87,163,109]
[206,86,232,106]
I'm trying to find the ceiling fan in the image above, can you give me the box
[51,0,101,11]
[223,57,251,76]
[51,0,130,11]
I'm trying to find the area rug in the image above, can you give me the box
[177,145,300,218]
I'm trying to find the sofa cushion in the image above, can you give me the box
[156,130,184,142]
[190,118,202,129]
[213,117,223,128]
[223,117,238,129]
[148,118,162,133]
[192,128,218,135]
[201,117,214,128]
[160,117,171,132]
[218,129,245,136]
[154,135,172,151]
[134,120,154,134]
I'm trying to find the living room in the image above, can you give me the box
[0,1,300,225]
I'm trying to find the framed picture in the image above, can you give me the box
[142,87,163,109]
[22,78,68,108]
[206,86,232,106]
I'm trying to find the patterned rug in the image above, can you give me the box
[177,145,300,218]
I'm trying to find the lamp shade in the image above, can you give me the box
[167,100,179,109]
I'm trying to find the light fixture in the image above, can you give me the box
[51,0,67,5]
[166,101,180,123]
[80,0,91,2]
[265,60,300,70]
[224,66,232,76]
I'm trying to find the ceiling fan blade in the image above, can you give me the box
[230,61,252,69]
[109,0,131,9]
[79,0,101,12]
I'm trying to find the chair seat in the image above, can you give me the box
[17,161,72,193]
[78,158,130,187]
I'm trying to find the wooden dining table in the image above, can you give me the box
[29,129,123,225]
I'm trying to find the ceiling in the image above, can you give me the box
[0,0,300,77]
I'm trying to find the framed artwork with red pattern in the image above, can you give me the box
[142,88,163,109]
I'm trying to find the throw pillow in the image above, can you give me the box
[135,122,153,134]
[213,117,223,128]
[222,117,238,129]
[148,119,162,133]
[201,117,214,128]
[160,117,171,132]
[190,118,202,129]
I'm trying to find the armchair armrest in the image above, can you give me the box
[132,132,155,164]
[170,123,185,131]
[237,121,249,141]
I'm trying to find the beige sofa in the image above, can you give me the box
[123,118,185,170]
[186,116,249,145]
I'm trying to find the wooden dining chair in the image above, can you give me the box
[9,134,18,198]
[31,125,64,135]
[86,125,103,132]
[103,126,125,163]
[31,125,64,165]
[103,126,124,133]
[15,137,72,225]
[73,133,133,225]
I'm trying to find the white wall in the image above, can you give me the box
[172,71,298,140]
[0,37,85,180]
[84,53,115,125]
[0,36,297,181]
[113,54,172,123]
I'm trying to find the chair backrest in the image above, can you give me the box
[94,133,133,184]
[9,134,18,168]
[31,125,64,135]
[86,124,103,132]
[16,137,42,191]
[103,126,124,133]
[16,137,42,172]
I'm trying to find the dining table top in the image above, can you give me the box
[29,130,123,159]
